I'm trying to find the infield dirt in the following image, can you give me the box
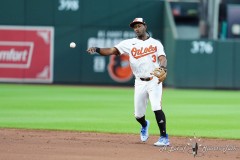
[0,129,239,160]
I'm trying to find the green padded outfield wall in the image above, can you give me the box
[0,0,165,85]
[174,40,216,88]
[234,41,240,88]
[215,40,234,88]
[171,39,240,89]
[0,0,25,25]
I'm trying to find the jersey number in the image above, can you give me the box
[152,55,156,62]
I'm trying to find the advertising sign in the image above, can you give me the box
[0,26,54,83]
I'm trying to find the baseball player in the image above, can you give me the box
[87,18,169,146]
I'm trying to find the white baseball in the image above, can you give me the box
[70,42,76,48]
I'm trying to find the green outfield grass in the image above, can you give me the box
[0,84,239,139]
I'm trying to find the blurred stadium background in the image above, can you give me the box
[0,0,239,88]
[0,0,240,139]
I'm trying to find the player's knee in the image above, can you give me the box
[134,113,145,119]
[152,105,162,111]
[135,116,143,119]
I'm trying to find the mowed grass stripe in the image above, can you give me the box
[0,84,239,139]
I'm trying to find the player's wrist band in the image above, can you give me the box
[160,66,167,72]
[160,66,166,69]
[95,47,100,53]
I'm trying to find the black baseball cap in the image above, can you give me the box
[129,18,146,28]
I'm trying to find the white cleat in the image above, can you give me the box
[154,134,170,146]
[140,120,150,142]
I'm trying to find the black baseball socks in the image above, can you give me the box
[136,116,147,128]
[154,110,167,137]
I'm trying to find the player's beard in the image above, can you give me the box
[136,31,147,40]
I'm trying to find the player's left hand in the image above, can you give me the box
[151,67,167,84]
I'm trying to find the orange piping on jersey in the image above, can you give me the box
[131,45,157,59]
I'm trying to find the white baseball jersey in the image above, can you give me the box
[115,37,166,117]
[115,37,166,78]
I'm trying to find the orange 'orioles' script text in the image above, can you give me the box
[131,45,157,59]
